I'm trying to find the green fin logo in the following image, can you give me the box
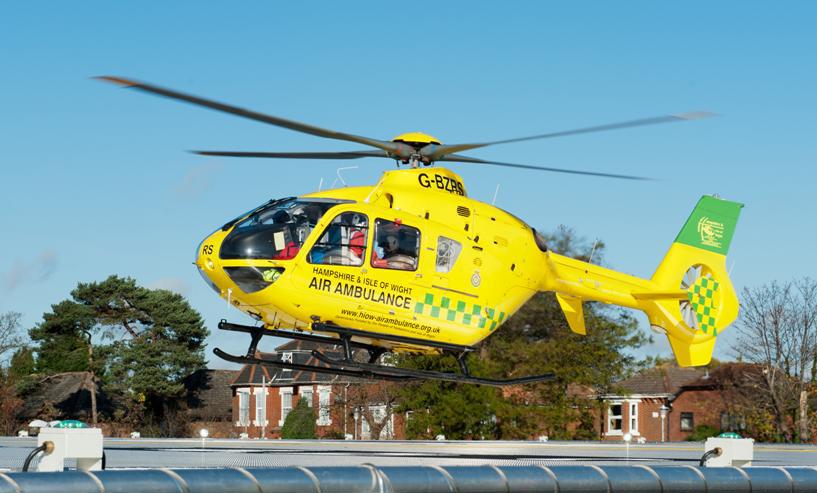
[697,216,725,249]
[675,196,743,255]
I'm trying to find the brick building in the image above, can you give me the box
[230,340,405,439]
[598,366,726,442]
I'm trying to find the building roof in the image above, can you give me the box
[610,366,706,397]
[185,369,240,421]
[231,339,360,387]
[679,362,762,390]
[275,339,317,351]
[18,371,109,421]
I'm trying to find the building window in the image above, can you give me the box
[254,387,267,426]
[318,386,331,426]
[629,402,639,435]
[721,412,746,432]
[680,412,694,432]
[279,387,293,426]
[301,388,313,407]
[237,389,250,427]
[607,403,623,434]
[361,405,394,440]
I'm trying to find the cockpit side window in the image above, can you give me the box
[371,219,420,271]
[435,236,462,273]
[219,199,346,260]
[221,197,291,232]
[308,212,369,267]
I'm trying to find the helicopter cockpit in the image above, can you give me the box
[220,198,350,261]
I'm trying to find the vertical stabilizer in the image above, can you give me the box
[648,195,743,366]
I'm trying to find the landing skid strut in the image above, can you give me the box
[214,320,554,387]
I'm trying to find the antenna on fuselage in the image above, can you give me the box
[332,166,359,188]
[588,239,600,265]
[491,183,501,205]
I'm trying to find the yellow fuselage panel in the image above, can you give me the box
[196,168,542,351]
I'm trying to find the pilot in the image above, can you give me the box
[373,226,416,270]
[272,209,291,224]
[382,234,400,258]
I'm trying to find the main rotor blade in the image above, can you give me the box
[96,76,403,155]
[192,150,389,159]
[421,112,715,160]
[439,154,651,180]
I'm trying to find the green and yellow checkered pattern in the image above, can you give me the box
[414,293,506,331]
[688,276,720,335]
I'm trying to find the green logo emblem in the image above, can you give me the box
[697,216,725,249]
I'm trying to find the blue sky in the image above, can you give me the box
[2,2,815,368]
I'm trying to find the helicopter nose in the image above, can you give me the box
[195,236,217,270]
[195,236,221,294]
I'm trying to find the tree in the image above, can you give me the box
[0,313,30,434]
[281,399,317,439]
[8,347,35,380]
[0,369,22,435]
[398,356,501,439]
[0,312,25,361]
[486,297,644,439]
[398,227,647,439]
[29,276,209,434]
[30,300,95,373]
[731,278,817,442]
[336,381,400,440]
[704,363,777,441]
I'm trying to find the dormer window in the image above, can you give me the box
[281,352,293,376]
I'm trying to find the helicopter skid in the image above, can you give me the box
[309,350,554,387]
[212,347,416,382]
[217,319,384,354]
[215,319,554,387]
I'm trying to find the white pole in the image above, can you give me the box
[661,414,665,442]
[261,376,267,439]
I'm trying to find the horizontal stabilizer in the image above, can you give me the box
[631,290,688,300]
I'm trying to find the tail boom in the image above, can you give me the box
[539,196,743,367]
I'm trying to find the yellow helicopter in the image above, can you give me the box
[98,76,743,386]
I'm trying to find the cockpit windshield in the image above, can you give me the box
[220,198,350,260]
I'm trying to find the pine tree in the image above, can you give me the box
[29,275,209,433]
[8,347,35,380]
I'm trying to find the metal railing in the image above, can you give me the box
[1,465,816,492]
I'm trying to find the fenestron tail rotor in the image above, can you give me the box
[679,264,722,335]
[97,75,714,180]
[679,265,705,330]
